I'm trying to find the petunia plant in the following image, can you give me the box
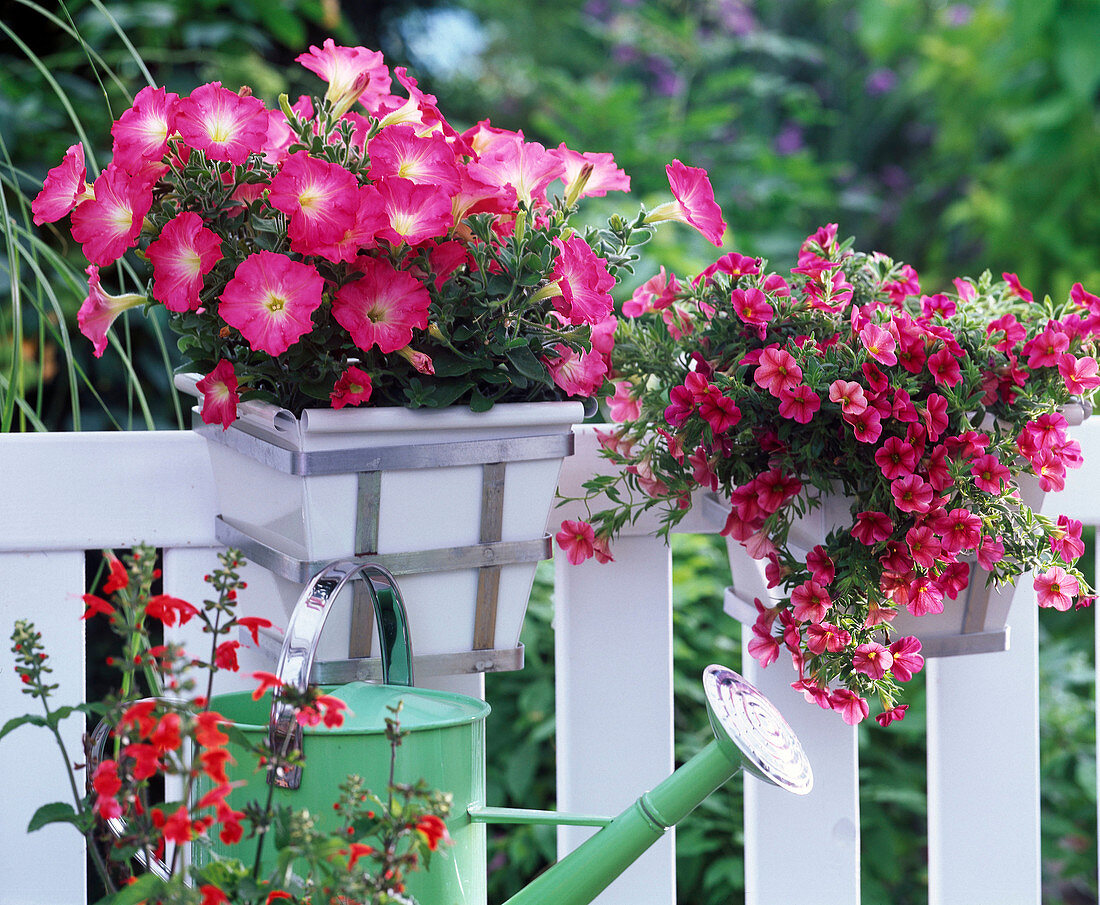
[3,547,451,904]
[559,224,1098,727]
[34,40,726,425]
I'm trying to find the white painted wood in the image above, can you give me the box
[927,587,1041,904]
[0,551,88,905]
[741,645,861,905]
[553,535,676,905]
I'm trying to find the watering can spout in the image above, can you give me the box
[500,666,812,905]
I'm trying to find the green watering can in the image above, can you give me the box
[109,560,812,903]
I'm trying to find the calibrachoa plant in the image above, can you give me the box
[33,40,725,424]
[560,224,1098,726]
[3,547,451,904]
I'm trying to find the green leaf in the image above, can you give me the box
[0,713,47,741]
[506,345,548,382]
[470,388,494,412]
[27,801,80,832]
[94,872,163,905]
[47,701,106,730]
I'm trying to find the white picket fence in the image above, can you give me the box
[1,422,1098,905]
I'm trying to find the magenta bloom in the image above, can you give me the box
[698,387,741,434]
[828,379,868,416]
[747,621,780,668]
[195,360,239,429]
[333,256,431,354]
[905,526,941,570]
[1034,566,1079,611]
[969,453,1010,494]
[939,507,982,554]
[476,133,565,207]
[550,144,631,198]
[111,86,179,173]
[1002,271,1033,302]
[753,347,802,397]
[145,212,223,313]
[806,545,835,585]
[859,322,897,367]
[830,690,869,726]
[368,124,461,193]
[551,235,616,326]
[731,287,773,331]
[174,82,268,165]
[874,436,918,479]
[296,39,391,113]
[790,580,832,623]
[608,381,641,423]
[1024,326,1070,369]
[330,366,374,409]
[875,705,909,727]
[890,473,933,514]
[219,252,325,356]
[851,510,892,546]
[927,347,962,387]
[805,622,850,655]
[76,265,146,358]
[906,576,944,617]
[1058,353,1100,393]
[922,393,949,441]
[375,177,453,246]
[70,164,154,266]
[1051,515,1085,563]
[844,406,883,444]
[556,519,596,566]
[777,384,820,424]
[663,159,727,246]
[852,642,894,680]
[545,344,608,397]
[977,535,1005,570]
[889,637,925,682]
[267,151,361,252]
[32,143,88,225]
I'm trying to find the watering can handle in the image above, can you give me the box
[269,560,414,789]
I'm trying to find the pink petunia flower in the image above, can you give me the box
[658,159,727,246]
[267,151,361,252]
[76,265,146,357]
[308,184,390,263]
[174,82,268,166]
[195,360,239,429]
[608,380,641,422]
[1034,566,1079,611]
[475,133,565,207]
[219,251,325,356]
[368,123,461,193]
[145,212,223,313]
[374,177,453,246]
[333,256,432,354]
[296,39,391,116]
[32,143,90,225]
[111,86,179,173]
[852,643,894,680]
[544,344,608,397]
[1058,353,1100,393]
[550,144,631,199]
[555,520,596,565]
[624,266,681,317]
[551,235,616,325]
[330,366,374,409]
[70,164,155,266]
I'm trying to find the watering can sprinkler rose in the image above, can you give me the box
[560,225,1098,728]
[7,547,811,905]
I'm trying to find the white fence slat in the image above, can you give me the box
[0,551,88,905]
[0,432,215,550]
[553,535,676,905]
[742,648,861,904]
[926,588,1041,905]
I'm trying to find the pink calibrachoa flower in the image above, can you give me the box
[922,393,949,442]
[77,265,147,357]
[368,123,461,193]
[859,322,897,366]
[889,636,925,682]
[697,385,741,434]
[608,381,641,422]
[1034,566,1080,611]
[805,622,850,655]
[907,575,944,616]
[1050,514,1085,563]
[753,347,802,397]
[652,159,727,246]
[545,344,608,397]
[874,436,918,479]
[939,507,982,554]
[551,235,616,325]
[747,620,781,668]
[330,366,374,409]
[1003,271,1034,302]
[551,145,631,199]
[375,177,453,246]
[830,689,869,726]
[1058,353,1100,393]
[844,406,883,444]
[876,704,909,727]
[927,347,962,387]
[173,82,268,166]
[970,453,1011,494]
[976,534,1005,570]
[1024,325,1070,369]
[32,143,90,225]
[333,256,432,353]
[296,39,391,117]
[851,510,893,545]
[852,642,893,680]
[828,379,868,416]
[777,384,820,424]
[70,164,154,266]
[624,266,681,317]
[807,545,835,585]
[195,360,239,429]
[790,580,832,623]
[905,525,941,569]
[731,287,773,334]
[111,86,179,173]
[890,473,933,513]
[145,212,223,313]
[555,520,596,565]
[219,251,325,356]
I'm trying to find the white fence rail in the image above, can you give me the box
[1,422,1098,905]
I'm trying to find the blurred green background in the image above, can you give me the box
[2,0,1097,902]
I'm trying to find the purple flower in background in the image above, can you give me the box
[947,4,973,26]
[613,43,641,65]
[583,0,612,21]
[647,55,685,97]
[716,0,757,36]
[866,68,897,96]
[879,165,909,193]
[774,122,804,156]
